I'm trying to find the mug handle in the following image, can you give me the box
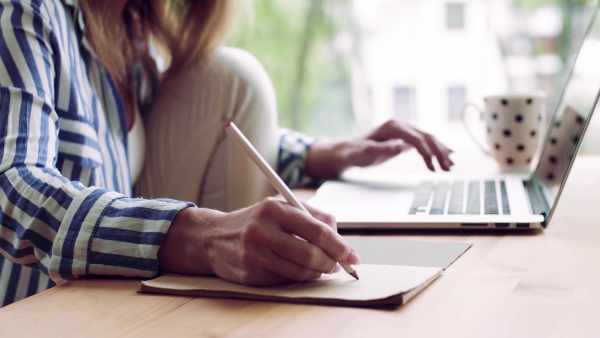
[461,102,491,155]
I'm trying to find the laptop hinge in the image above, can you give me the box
[523,179,550,228]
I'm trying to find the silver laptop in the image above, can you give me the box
[309,8,600,230]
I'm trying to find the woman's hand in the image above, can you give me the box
[305,119,454,179]
[157,198,360,285]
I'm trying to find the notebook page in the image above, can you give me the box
[141,264,442,302]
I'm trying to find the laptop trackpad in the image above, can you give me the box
[309,181,415,222]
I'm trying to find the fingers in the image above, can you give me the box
[304,202,337,231]
[243,246,323,285]
[268,229,338,273]
[395,126,437,171]
[428,136,454,171]
[231,265,298,286]
[242,199,358,282]
[272,206,359,266]
[341,139,412,169]
[361,140,411,164]
[370,119,454,171]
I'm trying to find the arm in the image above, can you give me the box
[0,0,191,283]
[158,198,360,285]
[0,1,356,287]
[281,120,455,183]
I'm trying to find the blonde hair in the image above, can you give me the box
[78,0,236,88]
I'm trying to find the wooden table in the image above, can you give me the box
[1,154,600,337]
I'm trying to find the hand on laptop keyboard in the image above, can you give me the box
[304,119,455,179]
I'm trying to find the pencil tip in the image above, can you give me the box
[350,271,359,280]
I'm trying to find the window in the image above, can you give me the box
[446,3,465,30]
[448,86,466,120]
[393,86,415,121]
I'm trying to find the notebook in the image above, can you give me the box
[309,8,600,230]
[139,264,442,309]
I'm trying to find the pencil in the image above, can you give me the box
[225,121,359,280]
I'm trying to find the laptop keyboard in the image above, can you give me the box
[409,180,511,215]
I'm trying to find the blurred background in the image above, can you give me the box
[228,0,599,154]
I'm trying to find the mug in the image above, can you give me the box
[536,105,586,186]
[462,93,546,171]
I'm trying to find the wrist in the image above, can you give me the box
[304,139,349,179]
[157,207,223,275]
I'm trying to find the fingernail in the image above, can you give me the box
[346,251,361,265]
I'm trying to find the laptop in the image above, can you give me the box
[309,8,600,230]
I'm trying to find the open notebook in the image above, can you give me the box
[139,264,442,309]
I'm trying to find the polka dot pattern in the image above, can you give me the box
[537,105,586,187]
[483,96,543,169]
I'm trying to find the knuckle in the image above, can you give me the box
[237,270,255,285]
[313,224,330,244]
[303,247,321,268]
[239,248,257,266]
[259,197,282,216]
[384,119,400,129]
[333,238,351,261]
[256,197,280,218]
[322,213,336,227]
[263,196,280,205]
[364,142,379,152]
[297,268,321,281]
[240,222,262,245]
[413,134,426,143]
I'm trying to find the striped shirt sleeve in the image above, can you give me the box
[277,127,322,188]
[0,0,192,285]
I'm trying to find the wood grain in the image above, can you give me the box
[1,154,600,337]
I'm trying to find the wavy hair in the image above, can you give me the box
[78,0,236,89]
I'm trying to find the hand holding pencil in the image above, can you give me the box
[157,122,360,286]
[225,121,360,280]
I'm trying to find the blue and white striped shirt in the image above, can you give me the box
[0,0,314,307]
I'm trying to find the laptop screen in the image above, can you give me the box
[533,8,600,214]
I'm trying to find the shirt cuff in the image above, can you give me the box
[49,188,193,284]
[277,128,323,188]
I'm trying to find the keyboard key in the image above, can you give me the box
[448,180,465,214]
[500,181,511,215]
[430,181,449,214]
[466,181,480,214]
[409,181,433,214]
[484,181,499,214]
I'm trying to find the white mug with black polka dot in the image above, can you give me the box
[536,105,585,186]
[462,93,546,171]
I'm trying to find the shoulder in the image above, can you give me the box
[0,0,70,30]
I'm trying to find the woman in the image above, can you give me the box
[0,0,453,306]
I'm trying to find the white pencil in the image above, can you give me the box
[225,121,359,280]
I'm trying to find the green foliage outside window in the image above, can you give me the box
[228,0,595,136]
[227,0,355,136]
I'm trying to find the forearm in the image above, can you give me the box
[303,139,348,180]
[157,207,222,276]
[0,165,193,283]
[155,198,360,286]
